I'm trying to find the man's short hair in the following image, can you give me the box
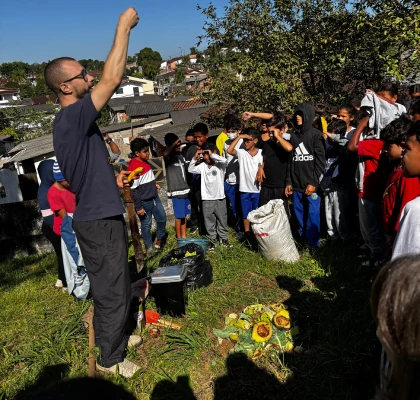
[192,122,209,135]
[327,119,347,137]
[44,57,77,96]
[380,117,412,144]
[242,127,259,140]
[130,138,149,154]
[185,129,194,138]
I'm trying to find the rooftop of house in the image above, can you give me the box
[125,101,173,117]
[108,94,164,112]
[3,134,54,164]
[0,87,20,94]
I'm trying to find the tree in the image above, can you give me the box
[198,0,420,118]
[135,47,162,80]
[0,103,60,140]
[175,69,185,84]
[190,47,199,55]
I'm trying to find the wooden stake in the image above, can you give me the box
[88,305,96,377]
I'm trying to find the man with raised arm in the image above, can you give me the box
[44,7,141,378]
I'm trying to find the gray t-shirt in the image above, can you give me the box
[53,94,125,221]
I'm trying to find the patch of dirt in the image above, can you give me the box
[216,339,234,357]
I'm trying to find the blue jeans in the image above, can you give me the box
[138,196,167,249]
[224,182,242,231]
[293,191,321,248]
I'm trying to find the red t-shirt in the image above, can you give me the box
[47,185,76,235]
[382,166,420,237]
[357,139,386,201]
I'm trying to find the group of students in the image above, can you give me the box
[124,82,420,267]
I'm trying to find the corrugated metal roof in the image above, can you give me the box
[102,114,170,133]
[5,134,54,162]
[125,101,173,117]
[108,95,163,112]
[145,122,222,146]
[170,106,210,125]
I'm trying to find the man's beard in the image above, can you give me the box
[74,85,92,100]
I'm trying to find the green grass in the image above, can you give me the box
[0,230,378,399]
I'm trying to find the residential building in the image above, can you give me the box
[0,88,20,106]
[112,76,155,98]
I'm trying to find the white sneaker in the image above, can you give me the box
[128,335,143,348]
[55,279,63,288]
[96,358,141,378]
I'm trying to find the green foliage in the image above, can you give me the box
[175,69,185,84]
[190,47,199,55]
[96,107,112,128]
[130,71,144,79]
[0,103,59,140]
[136,47,162,80]
[77,59,105,71]
[198,0,420,118]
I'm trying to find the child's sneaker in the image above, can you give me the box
[190,227,198,235]
[55,279,64,288]
[155,239,164,249]
[220,239,233,248]
[207,242,216,251]
[146,247,154,254]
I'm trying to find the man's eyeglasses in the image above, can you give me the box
[63,68,89,83]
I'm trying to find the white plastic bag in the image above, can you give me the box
[248,199,299,262]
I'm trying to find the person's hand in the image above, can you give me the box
[256,165,265,184]
[175,138,183,147]
[285,185,293,197]
[305,184,316,196]
[116,170,131,188]
[137,209,145,217]
[119,7,139,30]
[242,112,253,121]
[240,134,253,140]
[156,183,161,191]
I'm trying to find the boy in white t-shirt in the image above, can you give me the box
[227,128,263,238]
[188,143,231,250]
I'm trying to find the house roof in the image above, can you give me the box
[145,122,221,146]
[5,134,54,163]
[168,96,195,103]
[108,95,164,112]
[102,114,171,134]
[0,87,20,94]
[0,135,13,141]
[31,94,58,105]
[125,101,173,117]
[171,100,205,111]
[170,106,210,125]
[185,75,208,83]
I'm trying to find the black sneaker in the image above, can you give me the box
[207,242,216,251]
[190,227,198,235]
[221,239,233,248]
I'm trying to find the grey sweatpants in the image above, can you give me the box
[324,188,353,241]
[202,199,228,241]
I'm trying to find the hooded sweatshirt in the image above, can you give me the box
[37,159,56,228]
[286,103,326,192]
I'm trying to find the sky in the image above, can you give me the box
[0,0,228,64]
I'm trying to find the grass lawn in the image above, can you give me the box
[0,230,379,399]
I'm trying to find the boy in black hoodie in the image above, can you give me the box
[285,103,326,249]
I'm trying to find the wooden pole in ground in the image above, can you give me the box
[123,186,145,273]
[87,305,96,377]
